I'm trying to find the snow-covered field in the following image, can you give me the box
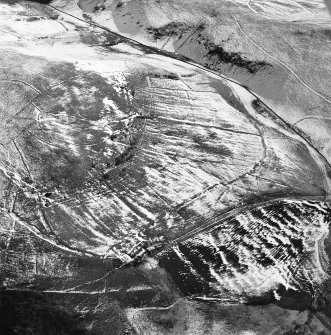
[0,1,331,334]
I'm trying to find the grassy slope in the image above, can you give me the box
[73,0,331,162]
